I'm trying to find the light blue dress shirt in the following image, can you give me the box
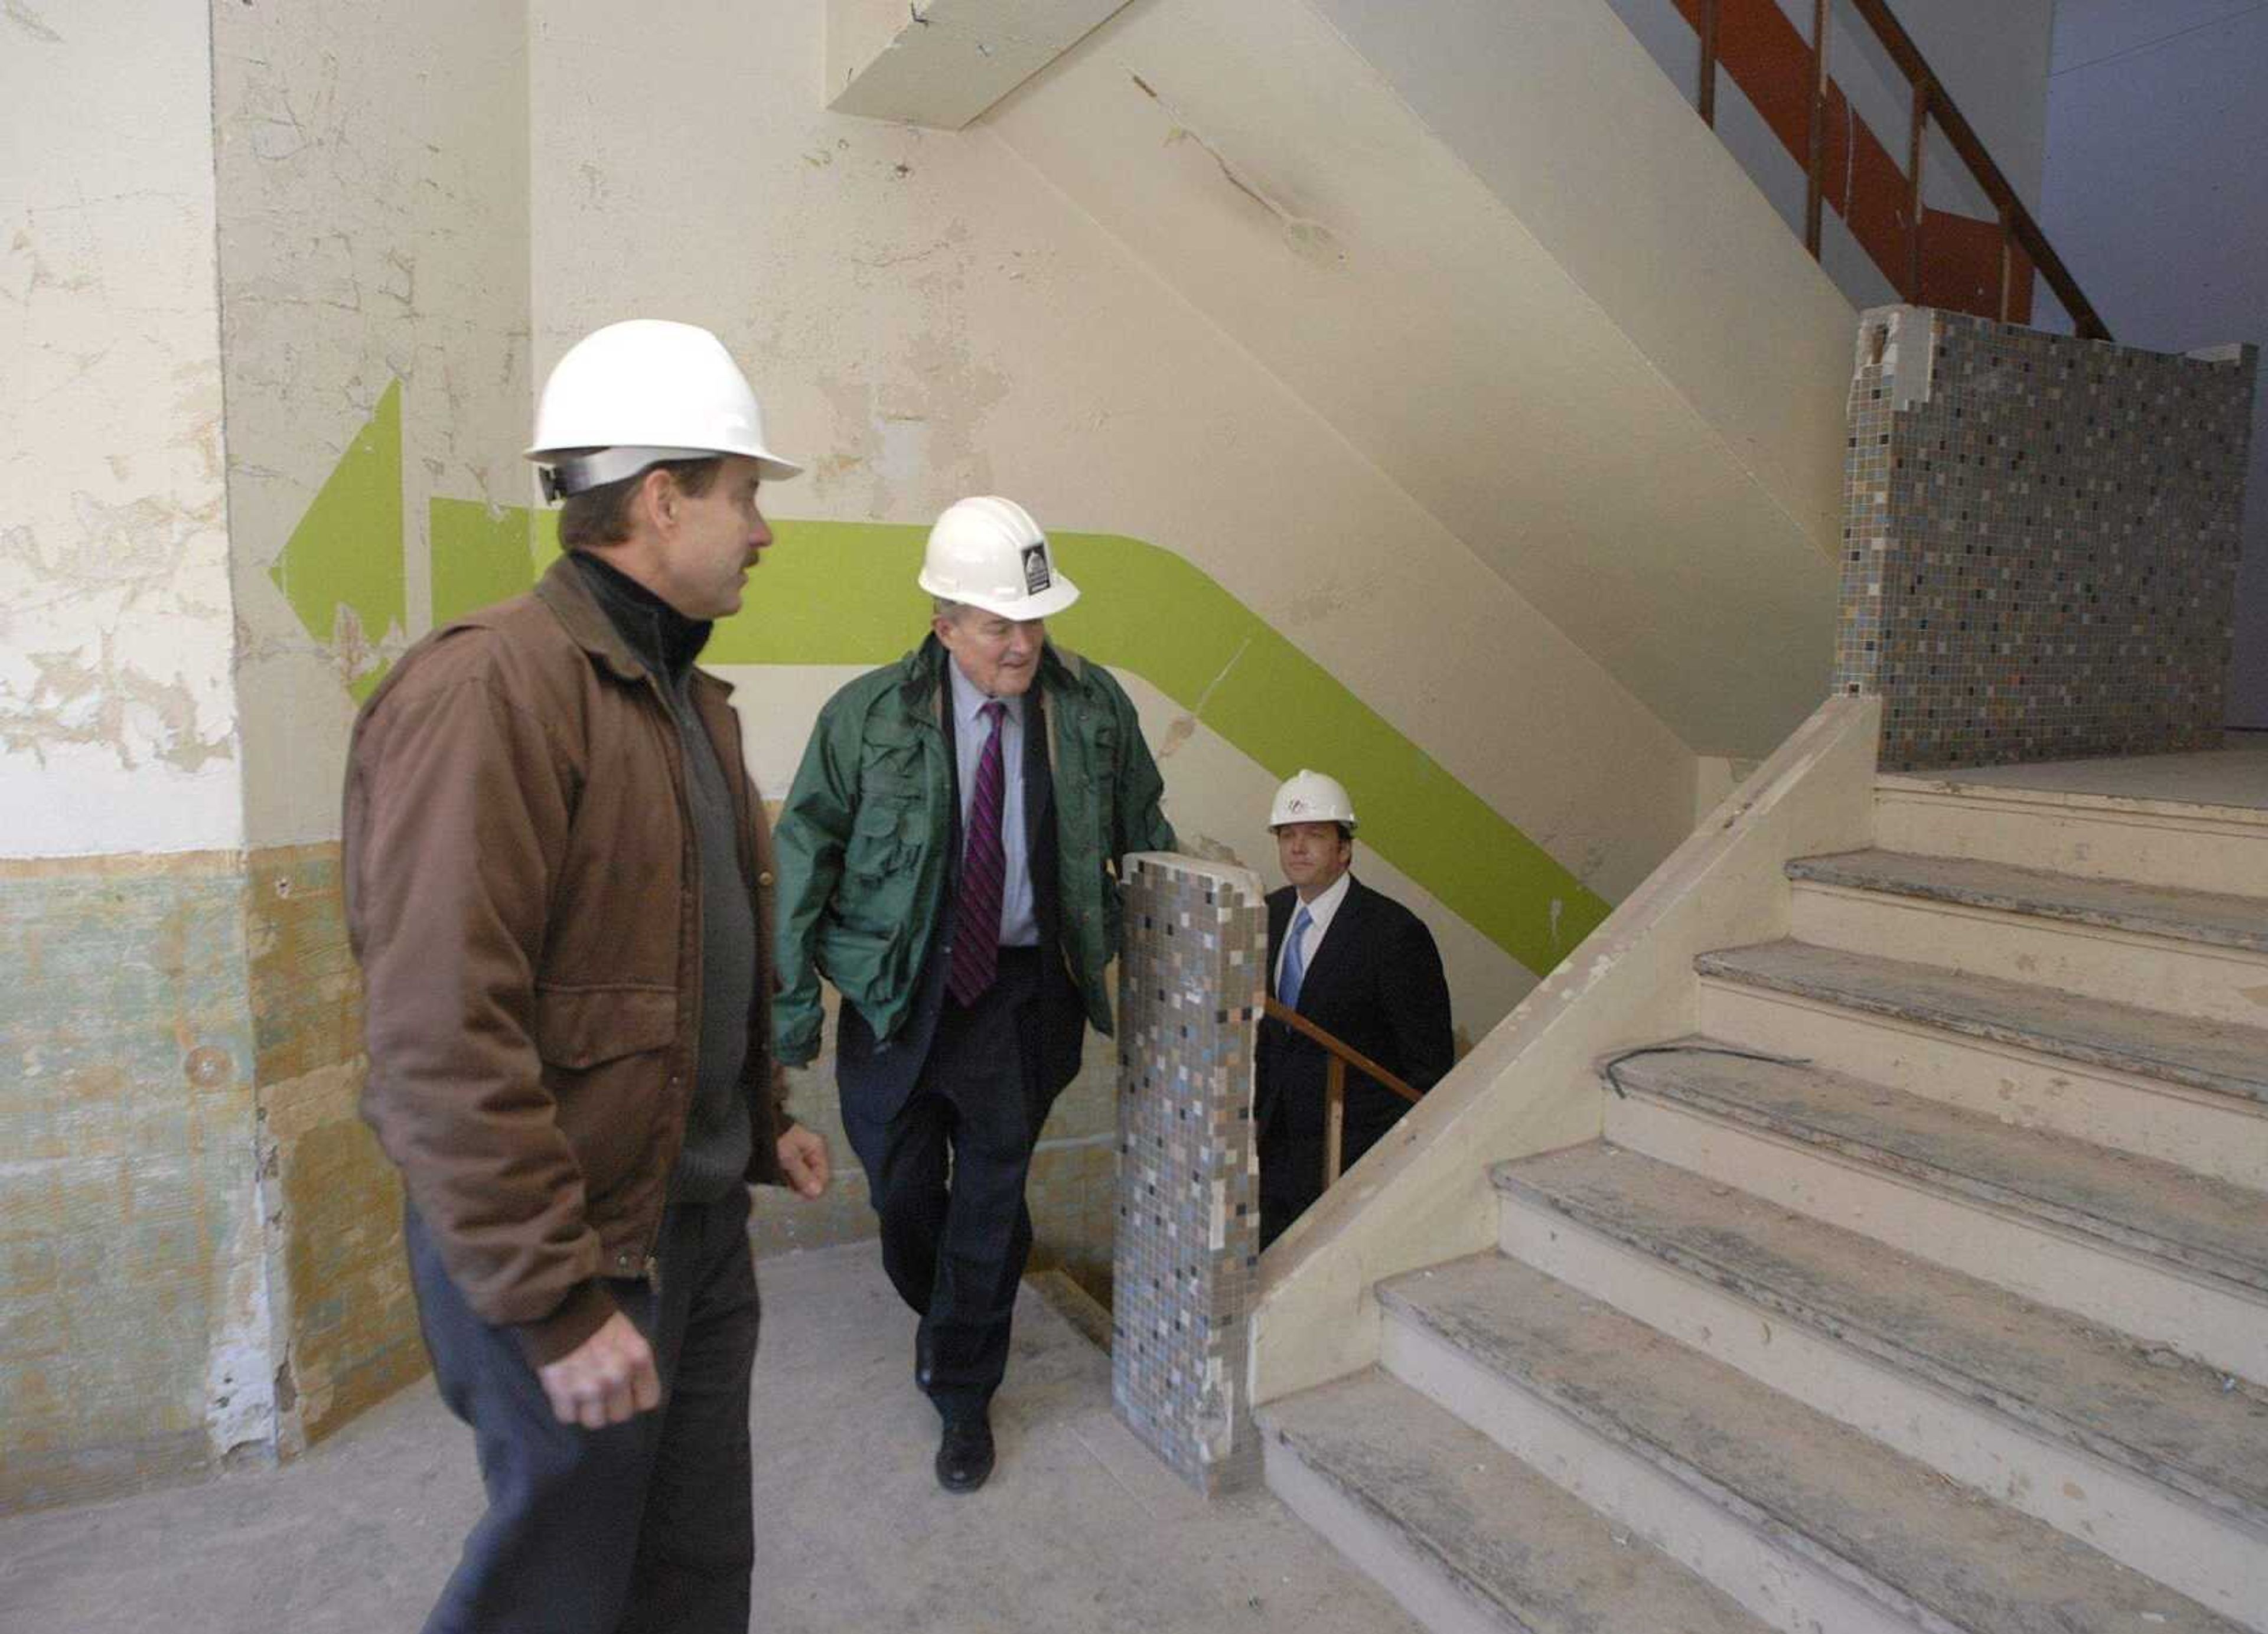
[947,655,1039,947]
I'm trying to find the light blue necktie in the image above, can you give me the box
[1279,904,1314,1010]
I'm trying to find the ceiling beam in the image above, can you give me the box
[827,0,1134,130]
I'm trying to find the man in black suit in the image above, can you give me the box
[1256,769,1455,1249]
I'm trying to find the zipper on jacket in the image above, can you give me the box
[638,667,701,1301]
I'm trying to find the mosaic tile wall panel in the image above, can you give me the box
[1837,305,2258,770]
[1112,853,1267,1496]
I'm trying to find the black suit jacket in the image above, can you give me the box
[1256,876,1454,1168]
[836,677,1086,1124]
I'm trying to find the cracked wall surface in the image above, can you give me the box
[213,0,532,849]
[0,2,278,1514]
[207,0,535,1457]
[2,1,243,857]
[0,853,267,1510]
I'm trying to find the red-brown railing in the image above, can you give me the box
[1678,0,2109,341]
[1263,998,1423,1190]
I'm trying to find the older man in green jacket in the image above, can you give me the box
[774,495,1175,1492]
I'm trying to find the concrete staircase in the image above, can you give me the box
[1259,768,2268,1633]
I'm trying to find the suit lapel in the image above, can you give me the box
[1265,889,1292,997]
[1294,877,1366,1016]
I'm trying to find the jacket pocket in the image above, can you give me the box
[533,983,676,1069]
[845,797,918,881]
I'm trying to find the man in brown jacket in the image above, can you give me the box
[346,319,829,1634]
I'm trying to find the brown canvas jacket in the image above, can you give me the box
[344,555,788,1365]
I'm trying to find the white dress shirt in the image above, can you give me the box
[1273,870,1352,1000]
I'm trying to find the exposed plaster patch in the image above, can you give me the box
[1177,831,1247,868]
[1159,634,1253,759]
[0,481,236,774]
[4,0,61,43]
[1127,67,1345,269]
[1,638,236,772]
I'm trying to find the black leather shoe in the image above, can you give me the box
[935,1413,995,1493]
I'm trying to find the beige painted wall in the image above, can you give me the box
[985,0,1845,756]
[1,1,242,857]
[530,0,1699,1010]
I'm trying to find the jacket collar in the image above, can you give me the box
[535,553,648,684]
[532,552,734,701]
[895,633,1078,718]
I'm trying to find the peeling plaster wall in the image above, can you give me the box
[530,0,1697,999]
[207,0,535,1450]
[213,0,533,849]
[0,854,268,1510]
[0,1,276,1514]
[1,0,243,857]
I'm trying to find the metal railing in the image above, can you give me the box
[1262,997,1423,1190]
[1684,0,2109,340]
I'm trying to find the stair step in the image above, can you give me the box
[1871,771,2268,899]
[1600,1042,2268,1383]
[1604,1042,2268,1300]
[1259,1370,1775,1634]
[1696,940,2268,1108]
[1378,1254,2246,1634]
[1491,1143,2268,1617]
[1784,850,2268,1025]
[1787,849,2268,954]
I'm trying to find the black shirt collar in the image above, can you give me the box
[568,550,712,680]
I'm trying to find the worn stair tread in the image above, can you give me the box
[1494,1141,2268,1531]
[1379,1255,2246,1634]
[1788,847,2268,953]
[1696,939,2268,1106]
[1260,1369,1775,1634]
[1603,1039,2268,1299]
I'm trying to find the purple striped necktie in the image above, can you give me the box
[948,700,1007,1006]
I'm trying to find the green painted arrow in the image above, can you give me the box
[269,381,406,702]
[689,520,1608,977]
[283,391,1611,976]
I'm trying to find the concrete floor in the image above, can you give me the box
[1927,741,2268,811]
[0,1242,1419,1634]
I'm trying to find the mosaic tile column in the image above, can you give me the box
[1838,305,2258,770]
[1112,852,1267,1496]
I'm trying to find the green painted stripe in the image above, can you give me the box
[432,498,539,626]
[374,507,1596,974]
[701,520,1606,975]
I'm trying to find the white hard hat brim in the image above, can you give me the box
[921,568,1081,621]
[523,442,804,484]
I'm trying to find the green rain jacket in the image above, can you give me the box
[773,636,1176,1064]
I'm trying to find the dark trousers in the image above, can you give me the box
[405,1187,759,1634]
[1258,1126,1322,1252]
[842,947,1049,1421]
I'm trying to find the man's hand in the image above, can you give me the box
[537,1311,661,1428]
[778,1123,830,1199]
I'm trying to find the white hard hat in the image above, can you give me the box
[1269,769,1357,832]
[526,319,803,501]
[918,496,1080,620]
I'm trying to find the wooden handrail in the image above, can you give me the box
[1687,0,2110,341]
[1840,0,2109,338]
[1262,997,1423,1194]
[1804,0,1829,258]
[1261,998,1424,1106]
